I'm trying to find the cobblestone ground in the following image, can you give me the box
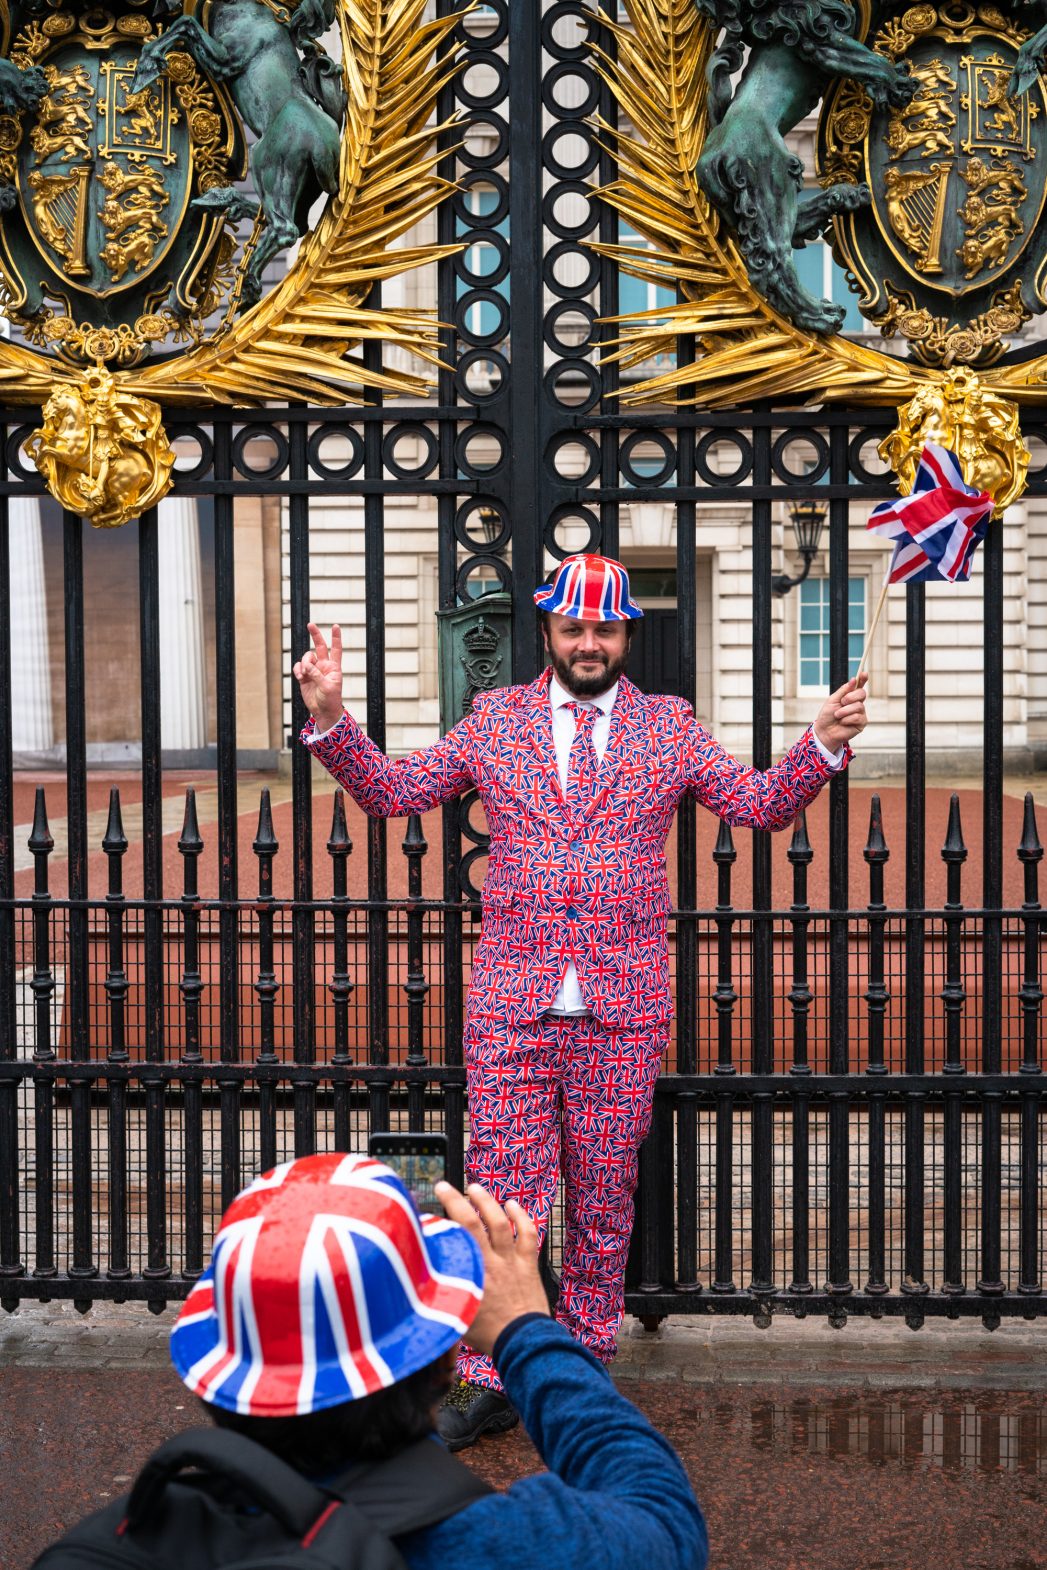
[2,1304,1046,1570]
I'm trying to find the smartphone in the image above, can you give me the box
[367,1132,447,1215]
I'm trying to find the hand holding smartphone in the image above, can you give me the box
[368,1132,447,1215]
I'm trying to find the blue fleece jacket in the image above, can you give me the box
[397,1315,707,1570]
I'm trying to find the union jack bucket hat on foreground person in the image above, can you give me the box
[170,1153,483,1416]
[533,553,644,620]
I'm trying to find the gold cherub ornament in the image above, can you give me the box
[879,368,1029,519]
[26,366,175,528]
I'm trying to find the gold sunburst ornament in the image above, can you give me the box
[0,0,461,526]
[592,0,1043,517]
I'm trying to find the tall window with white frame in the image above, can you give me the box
[797,577,867,691]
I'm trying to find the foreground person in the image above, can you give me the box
[32,1154,707,1570]
[295,554,868,1447]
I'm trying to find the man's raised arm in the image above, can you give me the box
[680,674,869,832]
[293,621,476,818]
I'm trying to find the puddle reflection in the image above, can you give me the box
[698,1396,1047,1475]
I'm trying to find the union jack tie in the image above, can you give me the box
[566,703,599,808]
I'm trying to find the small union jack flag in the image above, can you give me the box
[171,1154,483,1416]
[867,443,993,585]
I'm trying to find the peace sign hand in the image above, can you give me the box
[293,622,345,733]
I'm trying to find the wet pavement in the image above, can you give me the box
[466,1386,1047,1570]
[2,1307,1045,1569]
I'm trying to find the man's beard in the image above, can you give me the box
[548,641,630,698]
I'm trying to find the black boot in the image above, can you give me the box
[437,1380,519,1452]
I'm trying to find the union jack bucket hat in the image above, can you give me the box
[170,1153,483,1416]
[533,553,644,620]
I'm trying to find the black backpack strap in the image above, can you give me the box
[125,1428,332,1539]
[124,1427,493,1566]
[333,1437,495,1540]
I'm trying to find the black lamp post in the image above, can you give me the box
[771,498,828,597]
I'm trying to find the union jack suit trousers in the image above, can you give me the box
[456,1010,667,1384]
[303,668,849,1376]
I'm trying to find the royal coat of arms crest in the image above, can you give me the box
[589,0,1047,515]
[0,3,247,365]
[820,3,1047,367]
[0,0,459,525]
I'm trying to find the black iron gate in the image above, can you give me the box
[0,1,1044,1327]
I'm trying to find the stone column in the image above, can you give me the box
[157,494,207,752]
[9,496,54,753]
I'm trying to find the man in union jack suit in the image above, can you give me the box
[294,553,868,1448]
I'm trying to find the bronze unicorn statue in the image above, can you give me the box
[133,0,346,308]
[695,0,917,333]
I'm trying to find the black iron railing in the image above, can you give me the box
[0,757,1044,1321]
[0,0,1044,1325]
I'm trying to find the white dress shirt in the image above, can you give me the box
[547,673,619,1013]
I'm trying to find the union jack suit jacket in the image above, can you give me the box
[303,669,850,1029]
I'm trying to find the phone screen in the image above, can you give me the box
[368,1135,447,1215]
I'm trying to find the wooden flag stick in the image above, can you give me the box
[857,569,890,679]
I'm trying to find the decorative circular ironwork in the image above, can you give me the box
[455,554,512,604]
[167,425,215,482]
[770,431,830,486]
[445,0,512,727]
[452,170,510,228]
[620,430,676,487]
[455,349,509,403]
[306,424,365,480]
[457,114,510,169]
[544,240,600,299]
[456,0,508,49]
[453,289,509,346]
[544,359,601,413]
[848,428,894,484]
[383,423,440,481]
[543,300,598,356]
[544,504,600,560]
[541,124,601,182]
[1024,431,1047,479]
[455,424,507,477]
[541,3,596,60]
[457,51,509,109]
[543,180,596,241]
[7,426,43,483]
[453,230,510,291]
[541,60,600,119]
[458,789,491,847]
[232,425,289,481]
[454,497,511,552]
[695,431,753,487]
[546,432,601,485]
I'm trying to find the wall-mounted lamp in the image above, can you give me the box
[771,498,828,597]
